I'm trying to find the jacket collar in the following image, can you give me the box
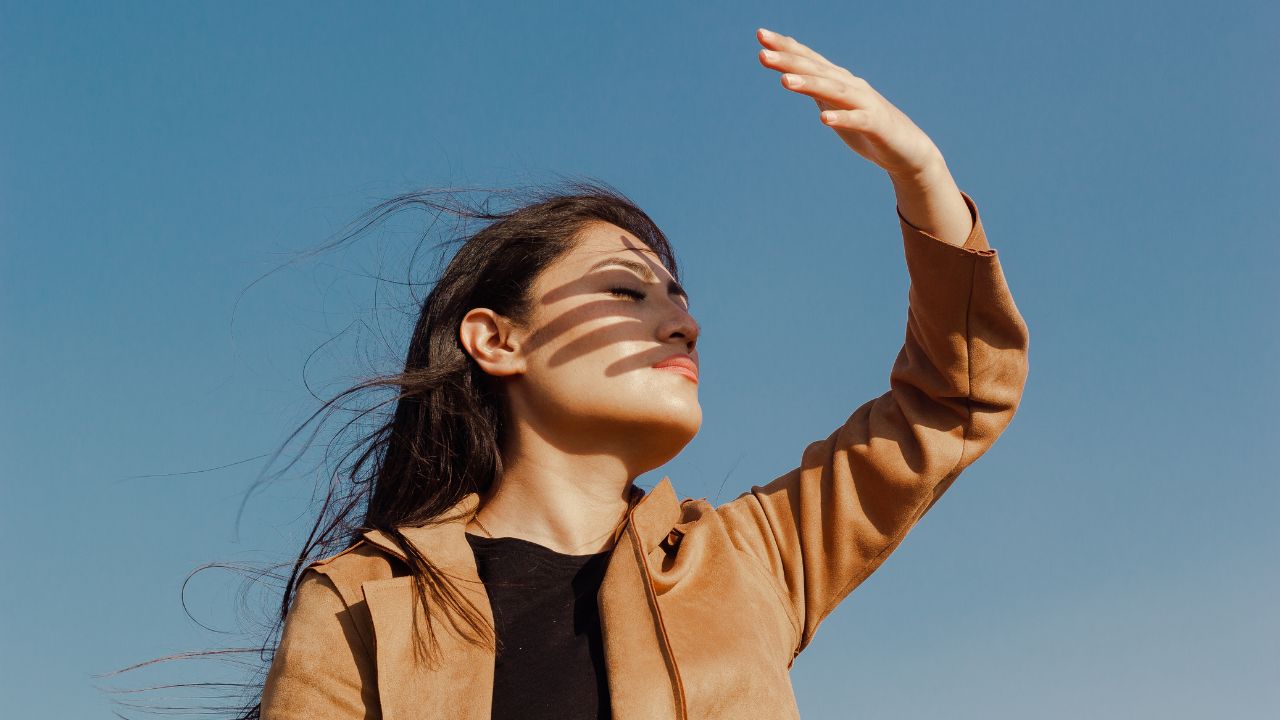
[358,475,683,565]
[351,476,689,720]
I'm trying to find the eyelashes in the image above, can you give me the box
[607,286,647,301]
[607,286,694,316]
[606,286,700,338]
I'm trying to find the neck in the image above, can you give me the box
[465,461,638,555]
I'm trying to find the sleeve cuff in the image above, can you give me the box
[896,189,993,255]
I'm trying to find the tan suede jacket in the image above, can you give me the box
[260,190,1030,720]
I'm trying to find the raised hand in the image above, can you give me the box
[756,27,944,181]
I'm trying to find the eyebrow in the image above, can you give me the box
[588,257,690,307]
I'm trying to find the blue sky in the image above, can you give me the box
[3,1,1276,717]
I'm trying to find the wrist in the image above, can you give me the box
[887,149,949,189]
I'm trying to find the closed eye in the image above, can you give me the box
[607,287,647,301]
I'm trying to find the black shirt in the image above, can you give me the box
[464,531,614,720]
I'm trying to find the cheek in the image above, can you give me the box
[533,351,693,416]
[514,355,701,450]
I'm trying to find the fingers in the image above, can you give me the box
[757,29,862,92]
[819,108,872,131]
[757,27,836,69]
[778,72,874,110]
[758,47,836,79]
[757,28,875,115]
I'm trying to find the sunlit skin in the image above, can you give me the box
[458,26,976,556]
[755,27,974,247]
[458,223,701,555]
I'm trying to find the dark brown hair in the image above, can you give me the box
[100,176,680,719]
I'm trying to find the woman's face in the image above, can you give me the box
[461,220,702,474]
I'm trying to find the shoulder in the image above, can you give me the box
[668,496,730,541]
[300,538,404,608]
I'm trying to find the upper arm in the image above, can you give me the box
[261,568,380,720]
[715,190,1029,659]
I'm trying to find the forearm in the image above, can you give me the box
[889,153,974,249]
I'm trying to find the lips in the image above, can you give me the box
[653,354,699,382]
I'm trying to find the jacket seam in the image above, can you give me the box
[735,523,805,653]
[629,507,688,719]
[813,251,980,631]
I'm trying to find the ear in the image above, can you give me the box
[459,308,526,377]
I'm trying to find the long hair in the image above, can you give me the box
[99,176,681,719]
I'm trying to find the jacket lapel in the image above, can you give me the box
[598,475,688,719]
[358,491,493,720]
[357,476,686,720]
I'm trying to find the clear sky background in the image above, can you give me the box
[3,2,1276,718]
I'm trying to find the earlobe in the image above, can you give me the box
[459,308,525,377]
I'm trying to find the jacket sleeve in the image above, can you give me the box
[714,190,1030,662]
[260,567,380,720]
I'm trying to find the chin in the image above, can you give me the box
[645,402,702,453]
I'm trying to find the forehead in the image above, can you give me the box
[561,221,672,280]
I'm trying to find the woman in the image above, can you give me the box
[260,28,1029,720]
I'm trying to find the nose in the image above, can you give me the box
[664,303,699,353]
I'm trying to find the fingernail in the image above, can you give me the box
[759,28,774,38]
